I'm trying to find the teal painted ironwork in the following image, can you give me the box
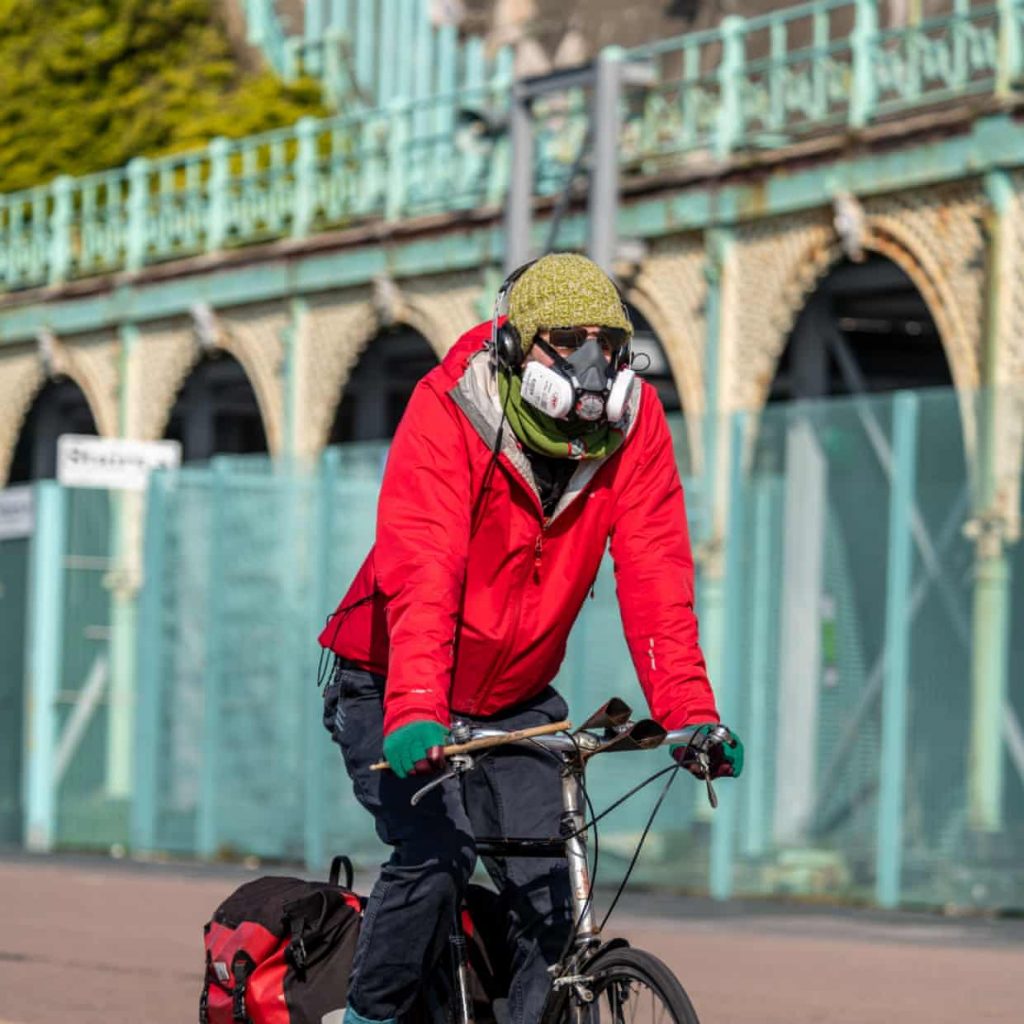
[250,0,511,113]
[197,459,229,858]
[709,410,748,901]
[304,446,341,869]
[8,389,1021,905]
[131,470,168,853]
[875,392,919,908]
[742,476,782,858]
[2,1,1022,294]
[23,481,66,853]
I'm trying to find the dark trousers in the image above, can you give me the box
[323,665,573,1024]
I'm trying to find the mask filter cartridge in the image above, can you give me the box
[520,362,575,419]
[604,368,637,423]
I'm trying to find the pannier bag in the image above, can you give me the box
[201,856,362,1024]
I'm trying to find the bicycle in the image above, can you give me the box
[371,697,733,1024]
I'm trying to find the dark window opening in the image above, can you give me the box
[8,378,98,484]
[627,305,682,415]
[329,326,438,443]
[770,255,952,403]
[165,352,268,463]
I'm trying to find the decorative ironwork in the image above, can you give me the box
[1,1,1020,293]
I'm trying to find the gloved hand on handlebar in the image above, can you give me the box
[670,723,744,780]
[382,720,448,778]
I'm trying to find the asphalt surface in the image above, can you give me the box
[0,852,1021,1023]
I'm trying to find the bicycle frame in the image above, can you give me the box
[425,720,701,1024]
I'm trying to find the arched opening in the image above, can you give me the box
[747,254,970,884]
[164,351,268,463]
[8,378,99,483]
[768,254,952,403]
[329,325,438,443]
[627,304,682,416]
[3,377,99,844]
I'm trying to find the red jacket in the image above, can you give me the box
[319,323,718,736]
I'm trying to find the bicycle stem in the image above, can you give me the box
[561,766,599,945]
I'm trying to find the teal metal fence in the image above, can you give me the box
[2,0,1021,292]
[3,390,1022,909]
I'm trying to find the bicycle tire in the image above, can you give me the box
[541,946,700,1024]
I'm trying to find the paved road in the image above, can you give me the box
[0,853,1021,1024]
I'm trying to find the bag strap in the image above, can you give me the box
[284,890,355,975]
[231,952,256,1024]
[199,950,213,1024]
[329,855,354,890]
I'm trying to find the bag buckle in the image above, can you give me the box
[289,936,309,972]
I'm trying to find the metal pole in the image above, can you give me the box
[970,543,1012,830]
[131,470,168,853]
[696,229,731,825]
[305,446,340,869]
[24,480,66,852]
[106,323,141,800]
[968,169,1015,831]
[588,47,623,275]
[875,391,919,909]
[197,458,228,858]
[710,410,747,900]
[742,476,779,857]
[504,85,533,274]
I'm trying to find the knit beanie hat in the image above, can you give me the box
[507,253,632,353]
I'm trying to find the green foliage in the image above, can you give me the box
[0,0,326,193]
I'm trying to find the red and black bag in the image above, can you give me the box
[200,856,363,1024]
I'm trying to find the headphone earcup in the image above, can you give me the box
[495,322,523,371]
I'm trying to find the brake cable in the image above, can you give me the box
[598,765,680,931]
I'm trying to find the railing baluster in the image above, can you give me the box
[813,6,828,120]
[386,99,410,221]
[293,118,319,239]
[48,175,73,286]
[997,0,1023,98]
[207,138,230,252]
[125,157,150,273]
[770,19,786,134]
[850,0,879,130]
[717,16,746,159]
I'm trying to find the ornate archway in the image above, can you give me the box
[0,333,117,486]
[328,322,438,444]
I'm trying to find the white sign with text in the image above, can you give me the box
[57,435,182,491]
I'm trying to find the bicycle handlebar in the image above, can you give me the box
[369,718,704,772]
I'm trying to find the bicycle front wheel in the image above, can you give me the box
[543,946,700,1024]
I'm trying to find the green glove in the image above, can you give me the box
[382,720,448,779]
[670,723,744,780]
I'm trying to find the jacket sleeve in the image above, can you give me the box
[373,381,471,735]
[609,389,719,730]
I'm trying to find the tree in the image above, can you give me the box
[0,0,326,193]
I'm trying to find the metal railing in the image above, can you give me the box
[243,0,512,111]
[1,0,1020,292]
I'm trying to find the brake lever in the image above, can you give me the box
[697,752,718,809]
[409,753,474,807]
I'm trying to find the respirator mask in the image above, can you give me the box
[519,327,637,423]
[490,257,638,425]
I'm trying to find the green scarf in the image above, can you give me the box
[497,371,625,460]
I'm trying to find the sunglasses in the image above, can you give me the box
[541,326,631,352]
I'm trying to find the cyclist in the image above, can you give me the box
[319,253,744,1024]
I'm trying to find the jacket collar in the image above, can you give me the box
[448,347,642,523]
